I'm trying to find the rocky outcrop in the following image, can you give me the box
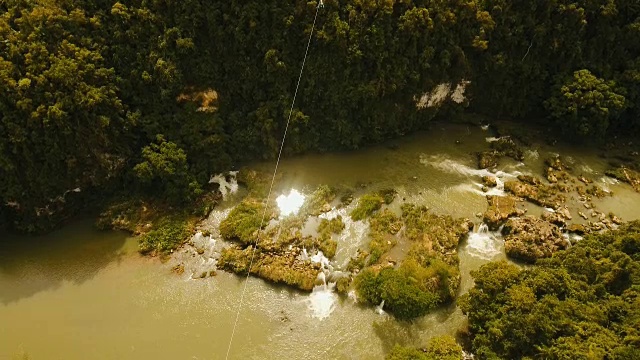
[504,177,565,209]
[482,175,498,188]
[483,196,523,230]
[502,216,566,263]
[606,166,640,192]
[477,137,524,169]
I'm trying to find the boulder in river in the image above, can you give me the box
[504,179,565,209]
[482,175,498,188]
[483,195,523,230]
[502,216,566,263]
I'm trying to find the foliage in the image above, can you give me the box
[351,194,384,221]
[138,217,193,254]
[545,70,626,139]
[219,198,268,245]
[460,222,640,359]
[355,262,441,321]
[5,0,640,233]
[133,135,202,204]
[386,336,463,360]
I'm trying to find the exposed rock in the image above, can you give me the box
[171,264,185,275]
[611,215,623,225]
[578,176,592,185]
[502,216,566,263]
[477,151,499,169]
[567,223,586,235]
[504,179,564,209]
[517,175,542,186]
[483,196,522,230]
[541,211,566,227]
[482,176,498,188]
[545,156,568,171]
[491,137,524,161]
[605,166,640,192]
[557,207,572,220]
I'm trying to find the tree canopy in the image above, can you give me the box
[460,221,640,359]
[2,0,640,232]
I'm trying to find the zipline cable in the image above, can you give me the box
[224,3,323,359]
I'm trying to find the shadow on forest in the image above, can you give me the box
[0,220,128,304]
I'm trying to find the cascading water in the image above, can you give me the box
[306,252,338,320]
[209,171,239,199]
[420,155,522,197]
[465,223,503,260]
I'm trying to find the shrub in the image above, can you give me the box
[219,198,266,244]
[139,217,191,254]
[351,193,384,220]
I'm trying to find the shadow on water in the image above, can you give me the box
[372,303,460,353]
[0,219,128,304]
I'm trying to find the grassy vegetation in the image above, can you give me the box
[351,193,385,221]
[355,264,440,320]
[96,192,218,256]
[352,204,468,319]
[219,198,270,245]
[386,335,464,360]
[138,216,194,255]
[218,246,320,291]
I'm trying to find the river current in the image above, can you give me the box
[2,123,639,359]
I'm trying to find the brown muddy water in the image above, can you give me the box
[2,123,640,359]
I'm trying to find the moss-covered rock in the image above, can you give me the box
[218,246,320,291]
[483,195,522,230]
[219,198,271,245]
[301,185,336,216]
[502,216,566,263]
[351,193,385,220]
[606,166,640,192]
[139,216,194,255]
[477,150,499,169]
[504,178,565,209]
[352,205,470,319]
[482,175,498,187]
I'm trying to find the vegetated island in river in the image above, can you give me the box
[92,119,640,359]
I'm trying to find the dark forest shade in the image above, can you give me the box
[2,0,640,233]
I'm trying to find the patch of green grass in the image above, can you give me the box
[219,198,270,245]
[219,246,320,291]
[351,193,384,220]
[318,216,345,235]
[370,209,402,235]
[139,216,193,255]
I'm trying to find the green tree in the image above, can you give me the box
[133,136,201,204]
[460,222,640,359]
[545,69,626,139]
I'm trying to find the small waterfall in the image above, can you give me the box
[307,270,337,320]
[465,223,503,260]
[305,250,338,320]
[375,300,386,315]
[209,171,238,199]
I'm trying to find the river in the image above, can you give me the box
[2,123,640,359]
